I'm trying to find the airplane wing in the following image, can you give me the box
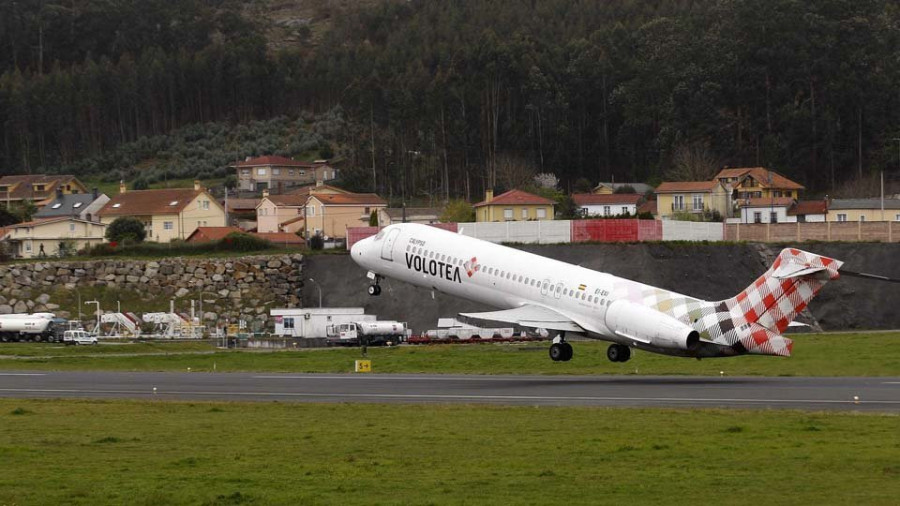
[459,304,585,333]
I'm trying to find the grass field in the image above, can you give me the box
[1,332,898,376]
[0,399,897,505]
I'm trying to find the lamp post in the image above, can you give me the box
[308,278,323,308]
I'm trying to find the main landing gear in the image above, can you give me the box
[549,334,573,362]
[367,271,383,296]
[607,344,632,363]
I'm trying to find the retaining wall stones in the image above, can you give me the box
[0,254,303,327]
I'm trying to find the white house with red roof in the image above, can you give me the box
[572,193,643,217]
[473,190,555,222]
[232,155,336,192]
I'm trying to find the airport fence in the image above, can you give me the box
[347,219,725,248]
[725,221,900,242]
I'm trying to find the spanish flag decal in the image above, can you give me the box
[578,284,586,291]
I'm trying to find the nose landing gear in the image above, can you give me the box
[367,271,383,296]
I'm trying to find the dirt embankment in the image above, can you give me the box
[302,243,900,334]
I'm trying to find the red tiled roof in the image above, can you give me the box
[473,189,555,207]
[637,199,657,215]
[99,189,205,216]
[287,184,350,196]
[225,198,260,212]
[715,167,804,190]
[788,200,828,216]
[740,197,795,208]
[255,232,304,245]
[312,193,387,206]
[186,226,243,242]
[655,181,720,193]
[572,193,643,205]
[233,155,322,168]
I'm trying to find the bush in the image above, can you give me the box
[218,232,271,252]
[308,234,324,250]
[106,217,147,243]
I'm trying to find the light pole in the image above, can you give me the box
[308,278,322,308]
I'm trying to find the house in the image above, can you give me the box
[232,155,337,192]
[636,199,658,218]
[737,197,795,223]
[0,217,107,258]
[473,190,555,222]
[34,189,109,222]
[0,174,88,210]
[572,193,643,217]
[592,182,655,195]
[305,192,387,238]
[787,200,828,223]
[97,181,226,242]
[222,197,260,230]
[256,184,349,234]
[714,167,804,207]
[827,199,900,222]
[378,207,441,226]
[654,180,731,219]
[185,226,305,246]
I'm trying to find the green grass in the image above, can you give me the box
[81,177,226,196]
[0,399,896,505]
[1,332,898,376]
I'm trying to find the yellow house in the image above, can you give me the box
[473,189,555,222]
[0,217,107,258]
[827,199,900,222]
[97,181,226,242]
[654,180,731,219]
[304,192,387,238]
[0,174,88,210]
[714,167,804,207]
[256,184,349,234]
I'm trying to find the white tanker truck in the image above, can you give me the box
[326,320,408,346]
[0,313,66,342]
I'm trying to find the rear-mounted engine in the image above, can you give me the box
[604,299,700,351]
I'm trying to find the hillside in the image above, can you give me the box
[2,0,899,201]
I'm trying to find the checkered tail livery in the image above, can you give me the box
[709,248,843,357]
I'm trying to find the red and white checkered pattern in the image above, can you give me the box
[610,248,842,357]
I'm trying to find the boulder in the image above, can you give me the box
[36,293,51,304]
[175,287,190,298]
[13,301,28,313]
[0,304,11,314]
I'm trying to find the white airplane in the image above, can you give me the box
[350,223,843,363]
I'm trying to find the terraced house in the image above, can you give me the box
[232,155,337,192]
[98,181,225,242]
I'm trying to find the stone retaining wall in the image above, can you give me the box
[0,254,304,327]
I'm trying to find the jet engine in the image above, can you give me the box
[604,299,700,351]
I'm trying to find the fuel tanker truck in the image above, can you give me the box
[0,313,66,342]
[325,320,408,346]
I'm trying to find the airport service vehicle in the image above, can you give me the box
[351,223,845,363]
[0,313,65,342]
[63,329,98,345]
[326,320,407,345]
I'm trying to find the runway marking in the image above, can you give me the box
[0,388,898,406]
[0,373,46,376]
[883,382,900,385]
[251,375,579,382]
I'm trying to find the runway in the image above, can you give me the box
[1,371,899,411]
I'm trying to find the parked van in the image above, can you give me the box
[63,330,98,346]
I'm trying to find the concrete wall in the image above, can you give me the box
[303,242,900,333]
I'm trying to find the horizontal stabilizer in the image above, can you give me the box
[460,305,584,333]
[772,263,827,279]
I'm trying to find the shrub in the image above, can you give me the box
[218,232,271,252]
[106,217,147,243]
[308,234,324,250]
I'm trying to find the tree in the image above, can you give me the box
[105,216,147,244]
[223,175,238,190]
[440,200,475,223]
[132,177,149,190]
[0,207,19,226]
[368,210,378,226]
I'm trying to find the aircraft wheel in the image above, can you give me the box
[367,285,381,296]
[549,343,567,362]
[560,342,573,361]
[607,344,631,363]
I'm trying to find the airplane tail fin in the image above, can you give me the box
[715,248,842,356]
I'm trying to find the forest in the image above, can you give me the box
[1,0,899,202]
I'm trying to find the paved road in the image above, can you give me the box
[1,371,898,411]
